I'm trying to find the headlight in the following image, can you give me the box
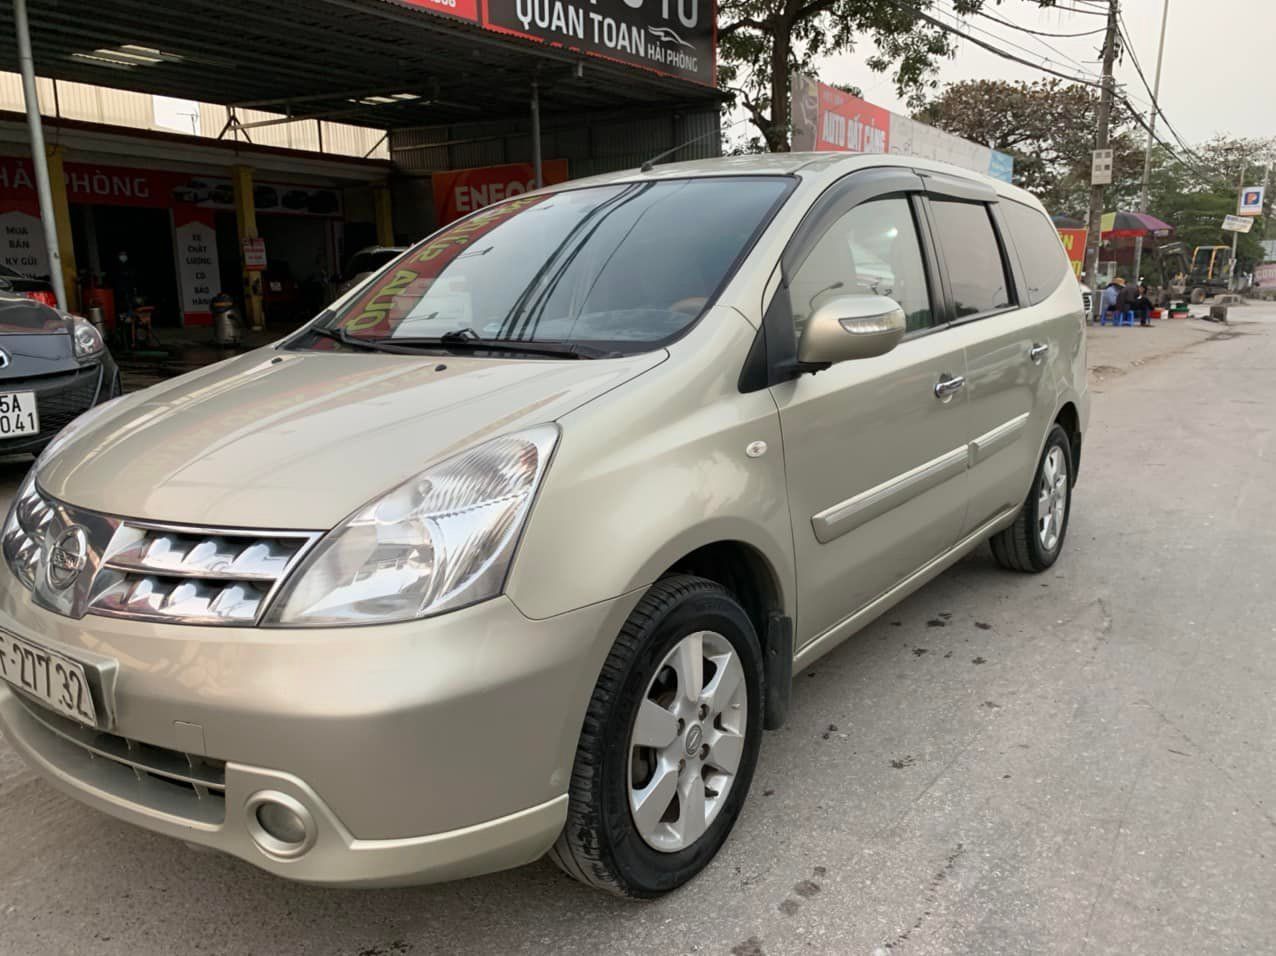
[264,425,559,627]
[70,316,105,358]
[2,470,43,591]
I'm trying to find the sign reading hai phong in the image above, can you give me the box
[395,0,716,86]
[485,0,716,85]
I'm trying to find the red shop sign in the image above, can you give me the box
[431,160,569,227]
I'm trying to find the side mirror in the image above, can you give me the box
[797,295,907,365]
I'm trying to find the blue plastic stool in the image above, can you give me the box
[1118,309,1136,327]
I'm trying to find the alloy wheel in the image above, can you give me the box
[1037,445,1069,552]
[627,630,748,853]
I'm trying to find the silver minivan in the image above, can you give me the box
[0,153,1087,897]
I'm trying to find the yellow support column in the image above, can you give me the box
[45,146,78,313]
[232,165,264,330]
[373,184,394,248]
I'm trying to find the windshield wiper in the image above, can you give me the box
[312,324,605,359]
[379,328,603,359]
[309,326,416,354]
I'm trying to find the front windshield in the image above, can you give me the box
[301,176,792,355]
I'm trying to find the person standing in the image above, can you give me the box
[1131,283,1155,326]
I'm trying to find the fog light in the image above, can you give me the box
[257,801,307,844]
[245,791,316,859]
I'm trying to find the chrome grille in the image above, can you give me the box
[14,692,226,825]
[3,477,320,626]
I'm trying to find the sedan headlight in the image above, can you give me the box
[68,316,105,358]
[2,470,43,591]
[264,425,559,627]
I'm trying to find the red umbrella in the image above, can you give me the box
[1101,211,1174,239]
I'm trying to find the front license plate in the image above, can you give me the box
[0,391,39,437]
[0,632,97,725]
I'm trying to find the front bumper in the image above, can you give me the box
[0,575,639,886]
[0,355,120,456]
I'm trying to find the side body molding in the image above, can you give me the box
[809,412,1030,545]
[968,412,1029,466]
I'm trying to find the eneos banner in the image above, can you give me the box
[432,160,569,226]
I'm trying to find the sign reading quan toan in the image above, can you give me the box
[485,0,716,86]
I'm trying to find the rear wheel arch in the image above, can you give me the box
[1053,401,1082,481]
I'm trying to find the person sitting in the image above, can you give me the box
[1101,276,1126,323]
[1117,277,1141,323]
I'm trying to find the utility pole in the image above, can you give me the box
[1084,0,1120,308]
[1231,162,1245,288]
[14,0,68,312]
[1132,0,1170,283]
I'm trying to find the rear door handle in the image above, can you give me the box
[1029,343,1050,363]
[933,375,966,401]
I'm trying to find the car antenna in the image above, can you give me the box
[639,117,749,173]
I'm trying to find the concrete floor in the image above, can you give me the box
[0,306,1273,954]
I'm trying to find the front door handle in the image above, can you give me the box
[933,375,966,401]
[1029,343,1050,363]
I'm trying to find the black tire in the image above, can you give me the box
[549,575,764,898]
[990,424,1073,573]
[1190,287,1206,305]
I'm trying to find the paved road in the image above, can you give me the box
[1,308,1273,955]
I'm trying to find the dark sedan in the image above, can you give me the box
[0,290,120,456]
[0,263,57,309]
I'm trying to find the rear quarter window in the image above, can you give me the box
[1003,201,1072,305]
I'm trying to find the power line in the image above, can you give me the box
[1048,4,1110,16]
[1117,93,1218,180]
[977,8,1105,38]
[932,0,1098,76]
[1114,15,1217,171]
[885,0,1222,183]
[900,4,1107,89]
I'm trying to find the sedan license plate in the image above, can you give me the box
[0,391,38,437]
[0,632,97,725]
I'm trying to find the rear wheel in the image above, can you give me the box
[1190,286,1206,304]
[990,425,1073,573]
[550,575,763,898]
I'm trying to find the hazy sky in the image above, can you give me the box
[817,0,1273,147]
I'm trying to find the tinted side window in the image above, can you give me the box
[789,197,934,335]
[1003,201,1071,304]
[929,200,1011,317]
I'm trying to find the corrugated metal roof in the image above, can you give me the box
[0,0,721,130]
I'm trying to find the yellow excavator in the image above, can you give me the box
[1159,242,1234,302]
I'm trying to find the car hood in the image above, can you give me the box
[38,347,665,529]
